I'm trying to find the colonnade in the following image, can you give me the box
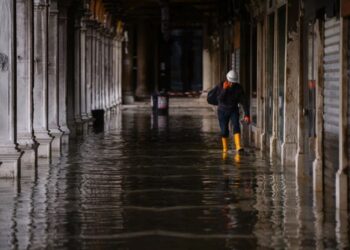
[0,0,123,178]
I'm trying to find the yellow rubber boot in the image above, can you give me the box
[222,137,228,152]
[234,133,243,152]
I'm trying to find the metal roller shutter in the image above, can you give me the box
[323,17,340,208]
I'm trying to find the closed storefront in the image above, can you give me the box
[323,17,340,205]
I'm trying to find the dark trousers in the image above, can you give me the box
[218,109,240,138]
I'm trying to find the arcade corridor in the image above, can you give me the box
[0,109,347,249]
[1,0,350,248]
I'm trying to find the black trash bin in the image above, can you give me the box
[151,91,169,115]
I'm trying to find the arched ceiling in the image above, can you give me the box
[102,0,221,24]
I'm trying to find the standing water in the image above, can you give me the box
[0,108,348,249]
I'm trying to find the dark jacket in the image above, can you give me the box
[217,81,249,115]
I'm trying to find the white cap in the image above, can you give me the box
[226,70,239,83]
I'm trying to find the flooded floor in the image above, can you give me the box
[0,109,348,249]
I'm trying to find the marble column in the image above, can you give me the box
[294,1,306,177]
[281,2,300,165]
[112,37,117,107]
[80,18,88,120]
[201,23,212,98]
[105,35,111,109]
[16,0,37,165]
[117,40,123,104]
[97,28,102,109]
[136,21,150,98]
[85,20,93,118]
[312,20,324,192]
[0,0,22,177]
[74,16,82,125]
[33,1,53,159]
[269,10,279,158]
[99,30,105,110]
[48,0,63,155]
[58,6,70,144]
[91,26,97,110]
[122,29,135,104]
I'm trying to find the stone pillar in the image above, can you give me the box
[0,0,22,177]
[74,16,82,124]
[118,40,123,104]
[281,2,300,165]
[136,21,150,98]
[58,6,70,144]
[270,11,279,158]
[101,32,106,109]
[80,18,88,120]
[312,20,324,192]
[16,0,37,165]
[122,28,135,104]
[105,35,111,109]
[201,23,212,97]
[336,17,348,211]
[294,1,306,177]
[91,26,97,110]
[48,0,63,155]
[85,20,93,118]
[258,21,267,151]
[33,1,53,159]
[96,28,102,109]
[112,37,117,107]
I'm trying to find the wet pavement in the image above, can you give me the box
[0,108,349,250]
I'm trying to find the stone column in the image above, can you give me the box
[80,18,88,120]
[105,35,111,109]
[255,21,264,149]
[101,31,106,109]
[85,20,93,118]
[16,0,37,165]
[96,28,102,109]
[281,1,300,165]
[48,0,63,155]
[294,1,306,177]
[201,22,212,97]
[136,21,150,98]
[91,26,97,110]
[74,16,82,125]
[336,17,348,211]
[118,40,123,104]
[33,1,53,159]
[58,5,70,144]
[122,28,135,104]
[112,37,117,107]
[312,20,324,192]
[0,0,22,177]
[270,11,279,158]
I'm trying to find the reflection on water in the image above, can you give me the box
[0,108,348,249]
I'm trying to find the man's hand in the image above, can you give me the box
[223,81,232,89]
[244,115,250,124]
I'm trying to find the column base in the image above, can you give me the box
[123,94,135,104]
[61,134,69,144]
[336,169,348,210]
[269,136,277,158]
[35,132,53,158]
[59,125,70,144]
[50,129,63,157]
[281,142,297,166]
[0,147,22,178]
[295,149,305,178]
[260,132,266,151]
[17,137,38,166]
[313,158,323,192]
